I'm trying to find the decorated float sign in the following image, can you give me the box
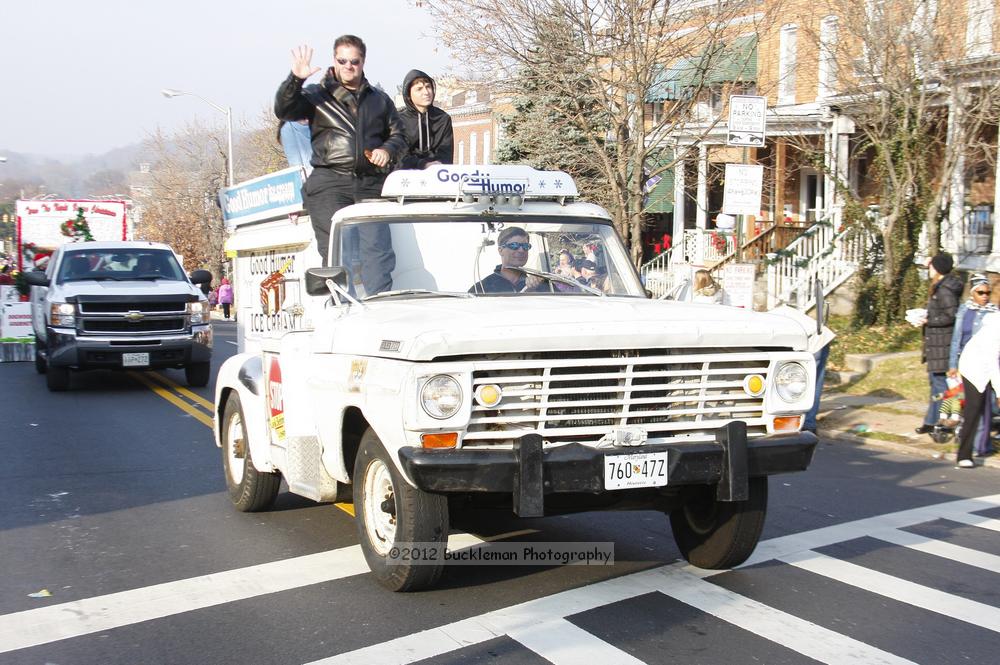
[16,200,128,265]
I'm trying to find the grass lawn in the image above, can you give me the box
[832,354,928,401]
[827,314,923,369]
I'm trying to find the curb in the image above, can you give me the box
[823,428,1000,469]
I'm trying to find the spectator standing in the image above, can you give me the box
[955,313,1000,467]
[948,273,998,454]
[217,278,234,320]
[916,253,964,435]
[278,119,313,175]
[275,36,407,295]
[397,70,453,169]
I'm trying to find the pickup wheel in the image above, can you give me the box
[354,428,449,591]
[222,392,280,512]
[46,365,71,392]
[185,362,211,387]
[34,342,46,374]
[669,476,768,569]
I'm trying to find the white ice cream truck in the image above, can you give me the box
[214,165,818,591]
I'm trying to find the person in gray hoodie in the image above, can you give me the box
[398,69,454,169]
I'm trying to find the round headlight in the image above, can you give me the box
[775,362,809,402]
[420,375,463,419]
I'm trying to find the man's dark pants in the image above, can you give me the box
[303,167,395,295]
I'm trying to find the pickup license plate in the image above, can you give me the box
[122,352,150,367]
[604,452,669,490]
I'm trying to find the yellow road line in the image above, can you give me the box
[129,372,214,428]
[143,371,215,411]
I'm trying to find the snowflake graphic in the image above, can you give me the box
[554,179,563,189]
[400,178,410,188]
[539,180,546,188]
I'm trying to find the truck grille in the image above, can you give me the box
[82,318,186,333]
[75,298,189,336]
[465,350,770,448]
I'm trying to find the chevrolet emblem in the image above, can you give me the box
[124,311,145,322]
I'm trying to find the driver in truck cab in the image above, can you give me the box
[469,226,544,294]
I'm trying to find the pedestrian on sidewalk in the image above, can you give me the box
[955,313,1000,468]
[218,278,234,320]
[948,273,998,454]
[916,253,963,436]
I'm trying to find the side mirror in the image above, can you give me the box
[305,266,349,296]
[24,271,50,287]
[189,269,212,285]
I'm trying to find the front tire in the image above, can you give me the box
[221,392,280,512]
[46,364,70,392]
[670,476,768,569]
[185,362,211,387]
[34,342,47,374]
[354,428,448,591]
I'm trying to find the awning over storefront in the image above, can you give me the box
[644,151,675,214]
[647,35,758,102]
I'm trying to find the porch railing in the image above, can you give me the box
[765,219,866,310]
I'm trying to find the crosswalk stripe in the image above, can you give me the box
[0,546,369,655]
[509,619,645,665]
[744,494,1000,567]
[0,532,484,655]
[873,527,1000,573]
[778,550,1000,632]
[945,513,1000,533]
[652,567,916,665]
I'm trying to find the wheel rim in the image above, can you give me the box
[225,409,246,485]
[362,458,396,556]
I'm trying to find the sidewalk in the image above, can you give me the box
[817,361,1000,470]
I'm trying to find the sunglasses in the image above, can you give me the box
[501,241,531,251]
[973,290,992,296]
[336,58,362,66]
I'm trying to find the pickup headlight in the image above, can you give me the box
[187,300,208,324]
[774,362,808,402]
[50,302,76,327]
[420,375,463,419]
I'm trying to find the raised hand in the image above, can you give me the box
[290,45,321,80]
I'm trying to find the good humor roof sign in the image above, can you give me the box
[219,166,306,227]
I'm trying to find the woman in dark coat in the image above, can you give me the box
[917,253,964,434]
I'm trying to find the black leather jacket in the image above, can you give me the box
[274,70,407,176]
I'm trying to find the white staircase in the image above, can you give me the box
[764,219,865,311]
[639,230,737,298]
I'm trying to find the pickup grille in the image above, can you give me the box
[465,350,770,448]
[82,318,186,333]
[75,298,190,336]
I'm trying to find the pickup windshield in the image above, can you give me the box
[337,216,644,299]
[57,249,186,283]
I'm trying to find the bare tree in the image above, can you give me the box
[796,0,1000,323]
[134,121,229,279]
[426,0,778,264]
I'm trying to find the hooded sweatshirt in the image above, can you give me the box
[397,69,454,169]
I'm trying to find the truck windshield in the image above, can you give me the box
[336,217,644,299]
[57,249,186,283]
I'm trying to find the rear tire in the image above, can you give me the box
[221,392,280,512]
[34,342,47,374]
[670,476,768,569]
[354,427,448,591]
[185,362,211,388]
[46,365,70,392]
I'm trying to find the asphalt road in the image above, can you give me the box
[1,321,999,664]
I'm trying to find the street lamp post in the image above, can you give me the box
[161,89,234,187]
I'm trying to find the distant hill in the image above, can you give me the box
[0,143,151,198]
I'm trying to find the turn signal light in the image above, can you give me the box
[421,432,458,449]
[773,416,802,432]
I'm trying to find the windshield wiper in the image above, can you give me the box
[362,289,471,301]
[510,266,606,296]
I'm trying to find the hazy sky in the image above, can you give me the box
[0,0,454,158]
